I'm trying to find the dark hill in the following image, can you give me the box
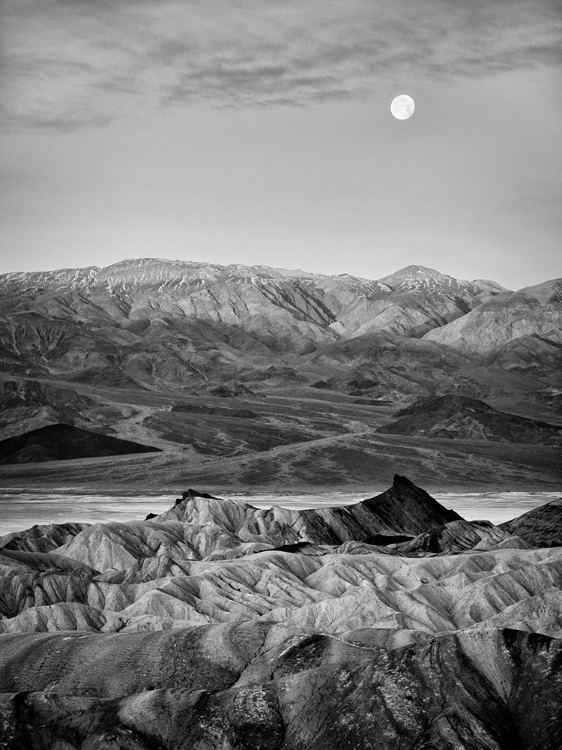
[0,423,161,464]
[378,395,562,444]
[500,497,562,547]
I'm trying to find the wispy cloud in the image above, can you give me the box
[2,0,561,128]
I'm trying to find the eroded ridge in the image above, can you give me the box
[1,477,562,748]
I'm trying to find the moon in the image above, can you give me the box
[391,94,415,120]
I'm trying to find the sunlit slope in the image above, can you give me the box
[0,260,514,396]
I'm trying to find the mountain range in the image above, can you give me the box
[0,258,560,490]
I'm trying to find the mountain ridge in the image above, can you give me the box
[0,258,560,487]
[0,259,532,394]
[0,258,506,290]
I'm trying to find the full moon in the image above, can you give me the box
[391,94,415,120]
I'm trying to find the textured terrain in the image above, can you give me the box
[1,477,562,748]
[0,259,561,490]
[378,395,562,444]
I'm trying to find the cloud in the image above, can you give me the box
[1,0,561,128]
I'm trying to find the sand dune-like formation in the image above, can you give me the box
[1,477,562,748]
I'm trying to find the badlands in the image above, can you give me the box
[1,477,562,748]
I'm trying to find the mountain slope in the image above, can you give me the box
[500,496,562,547]
[0,259,559,488]
[0,260,508,392]
[326,264,505,339]
[424,279,562,368]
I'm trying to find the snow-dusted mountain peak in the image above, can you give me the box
[379,265,508,296]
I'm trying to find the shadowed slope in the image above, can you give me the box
[0,423,161,464]
[500,496,562,547]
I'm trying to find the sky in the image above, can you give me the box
[1,0,561,290]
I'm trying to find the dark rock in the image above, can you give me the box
[181,489,220,500]
[268,541,319,553]
[175,489,221,506]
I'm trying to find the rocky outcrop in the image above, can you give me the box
[378,395,562,444]
[0,477,455,574]
[0,423,161,463]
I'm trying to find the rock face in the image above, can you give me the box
[378,395,562,444]
[1,478,562,747]
[0,423,161,463]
